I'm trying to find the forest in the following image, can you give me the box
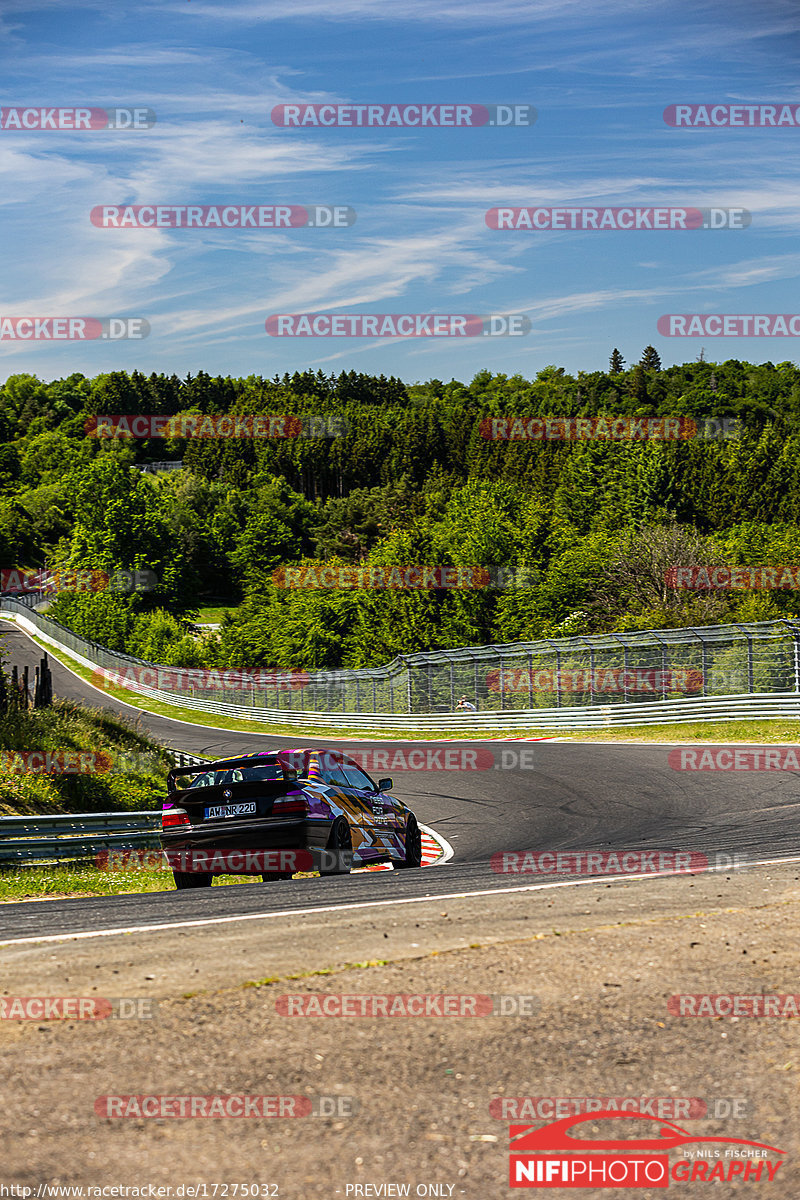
[2,351,800,670]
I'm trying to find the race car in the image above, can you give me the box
[160,748,423,888]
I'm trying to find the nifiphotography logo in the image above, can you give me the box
[508,1111,784,1188]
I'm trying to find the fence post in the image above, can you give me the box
[661,644,668,700]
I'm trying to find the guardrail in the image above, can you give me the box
[0,749,210,865]
[0,810,162,865]
[3,597,800,730]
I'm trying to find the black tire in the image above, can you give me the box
[261,872,293,882]
[319,817,353,875]
[396,814,422,869]
[172,870,213,889]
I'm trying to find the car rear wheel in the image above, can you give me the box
[396,814,422,868]
[320,817,352,875]
[172,870,213,889]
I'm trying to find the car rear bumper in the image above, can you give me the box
[160,817,352,873]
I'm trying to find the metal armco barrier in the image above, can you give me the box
[0,749,210,865]
[0,811,162,865]
[2,597,800,729]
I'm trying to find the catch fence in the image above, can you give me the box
[1,597,799,728]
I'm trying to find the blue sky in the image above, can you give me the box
[1,0,800,384]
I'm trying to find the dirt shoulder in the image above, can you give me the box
[2,864,799,1196]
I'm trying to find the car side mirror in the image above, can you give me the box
[377,777,393,792]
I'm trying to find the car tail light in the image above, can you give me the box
[271,790,307,817]
[162,807,190,829]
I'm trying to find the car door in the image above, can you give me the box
[339,757,402,860]
[316,754,370,855]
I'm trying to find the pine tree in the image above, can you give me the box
[628,365,648,402]
[640,346,662,371]
[610,348,625,374]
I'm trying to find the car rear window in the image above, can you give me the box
[188,763,284,787]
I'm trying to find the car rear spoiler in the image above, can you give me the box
[166,754,298,793]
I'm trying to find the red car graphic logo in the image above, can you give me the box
[510,1110,784,1155]
[509,1111,785,1188]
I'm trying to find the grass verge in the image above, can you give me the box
[0,861,268,902]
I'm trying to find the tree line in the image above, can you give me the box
[1,356,799,669]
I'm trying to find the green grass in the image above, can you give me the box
[194,606,236,623]
[0,860,276,902]
[564,719,800,743]
[0,696,173,816]
[0,861,177,901]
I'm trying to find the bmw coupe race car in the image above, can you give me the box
[160,748,423,888]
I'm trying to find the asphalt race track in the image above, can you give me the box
[2,621,800,944]
[5,622,800,1196]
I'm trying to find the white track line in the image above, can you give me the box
[4,855,799,948]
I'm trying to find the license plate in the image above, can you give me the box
[204,802,257,820]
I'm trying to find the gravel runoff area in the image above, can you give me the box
[1,863,798,1198]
